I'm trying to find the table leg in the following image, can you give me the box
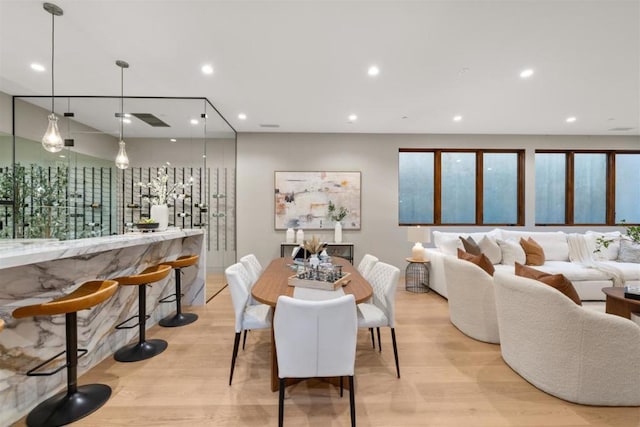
[605,295,632,319]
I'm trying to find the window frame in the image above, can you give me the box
[399,148,525,226]
[535,149,640,226]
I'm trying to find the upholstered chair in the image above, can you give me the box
[357,253,378,279]
[239,253,263,285]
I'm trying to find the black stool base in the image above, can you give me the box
[159,312,198,327]
[114,339,167,362]
[26,383,111,427]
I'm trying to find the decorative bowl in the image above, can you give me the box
[135,222,159,230]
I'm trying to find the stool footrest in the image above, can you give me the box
[115,314,150,330]
[159,293,177,304]
[26,348,88,377]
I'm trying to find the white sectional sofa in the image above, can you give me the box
[425,228,640,301]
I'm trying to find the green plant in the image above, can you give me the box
[327,200,348,222]
[594,220,640,253]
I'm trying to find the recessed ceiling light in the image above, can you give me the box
[190,119,199,125]
[348,114,357,122]
[122,118,131,124]
[201,64,214,75]
[238,113,247,120]
[453,115,463,122]
[566,116,577,123]
[170,138,177,142]
[520,68,534,78]
[367,65,379,76]
[30,63,45,72]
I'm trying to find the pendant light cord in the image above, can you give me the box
[120,65,124,140]
[51,11,55,114]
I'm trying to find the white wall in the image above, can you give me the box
[237,132,640,272]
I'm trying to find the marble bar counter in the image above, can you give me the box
[0,229,205,426]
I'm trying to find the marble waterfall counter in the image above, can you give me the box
[0,229,205,426]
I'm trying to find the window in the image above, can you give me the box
[399,149,524,225]
[535,150,640,225]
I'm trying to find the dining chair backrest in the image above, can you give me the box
[357,254,379,279]
[274,294,357,379]
[240,254,263,285]
[225,262,253,332]
[367,262,400,327]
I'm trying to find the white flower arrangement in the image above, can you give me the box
[135,162,193,205]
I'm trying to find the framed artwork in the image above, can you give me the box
[274,171,361,230]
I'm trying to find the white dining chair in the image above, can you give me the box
[240,253,263,285]
[225,262,272,385]
[357,253,378,279]
[357,261,401,378]
[274,294,357,427]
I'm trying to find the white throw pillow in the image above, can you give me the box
[478,236,502,264]
[433,231,463,256]
[585,231,622,261]
[496,239,526,265]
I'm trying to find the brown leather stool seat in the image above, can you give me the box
[159,254,199,327]
[0,318,4,332]
[13,280,118,427]
[113,264,172,362]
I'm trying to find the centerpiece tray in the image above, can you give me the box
[288,272,351,291]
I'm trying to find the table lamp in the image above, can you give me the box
[407,226,430,261]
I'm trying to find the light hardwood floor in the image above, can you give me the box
[13,282,640,426]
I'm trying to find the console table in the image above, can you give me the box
[280,242,354,264]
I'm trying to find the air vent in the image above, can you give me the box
[608,127,634,131]
[131,113,170,127]
[259,123,280,128]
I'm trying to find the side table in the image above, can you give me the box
[405,257,430,293]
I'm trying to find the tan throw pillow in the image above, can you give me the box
[457,248,495,276]
[515,262,581,306]
[459,236,482,255]
[520,237,545,266]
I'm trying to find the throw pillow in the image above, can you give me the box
[618,238,640,263]
[459,236,482,255]
[457,249,495,276]
[496,239,526,265]
[478,236,502,264]
[515,262,582,306]
[519,237,545,266]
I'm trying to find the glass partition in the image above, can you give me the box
[4,96,237,273]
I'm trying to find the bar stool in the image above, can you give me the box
[12,280,119,427]
[113,264,172,362]
[0,318,4,332]
[159,254,199,327]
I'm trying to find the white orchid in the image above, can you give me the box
[135,162,193,205]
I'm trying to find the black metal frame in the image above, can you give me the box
[159,267,198,327]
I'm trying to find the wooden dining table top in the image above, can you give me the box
[251,257,373,306]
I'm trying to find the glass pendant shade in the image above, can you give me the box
[42,113,64,152]
[115,140,129,169]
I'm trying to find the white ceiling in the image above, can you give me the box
[1,0,639,136]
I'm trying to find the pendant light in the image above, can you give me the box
[115,60,130,169]
[41,3,64,153]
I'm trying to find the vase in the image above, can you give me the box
[296,229,304,244]
[309,254,320,267]
[151,204,169,231]
[286,228,295,243]
[334,221,342,243]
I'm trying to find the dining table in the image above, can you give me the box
[251,256,373,392]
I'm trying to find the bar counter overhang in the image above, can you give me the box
[0,229,206,426]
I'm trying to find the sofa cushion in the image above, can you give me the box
[520,237,545,266]
[433,229,502,256]
[599,261,640,280]
[618,239,640,263]
[501,230,569,261]
[515,263,582,305]
[478,236,502,264]
[496,239,526,265]
[585,231,622,261]
[459,236,481,255]
[536,261,611,281]
[457,248,495,276]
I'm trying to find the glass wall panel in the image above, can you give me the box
[615,154,640,223]
[441,152,475,224]
[574,153,606,224]
[535,153,566,224]
[398,151,433,224]
[483,153,518,224]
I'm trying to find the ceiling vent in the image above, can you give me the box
[608,127,634,131]
[259,123,280,128]
[131,113,170,127]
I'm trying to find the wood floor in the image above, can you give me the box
[13,282,640,426]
